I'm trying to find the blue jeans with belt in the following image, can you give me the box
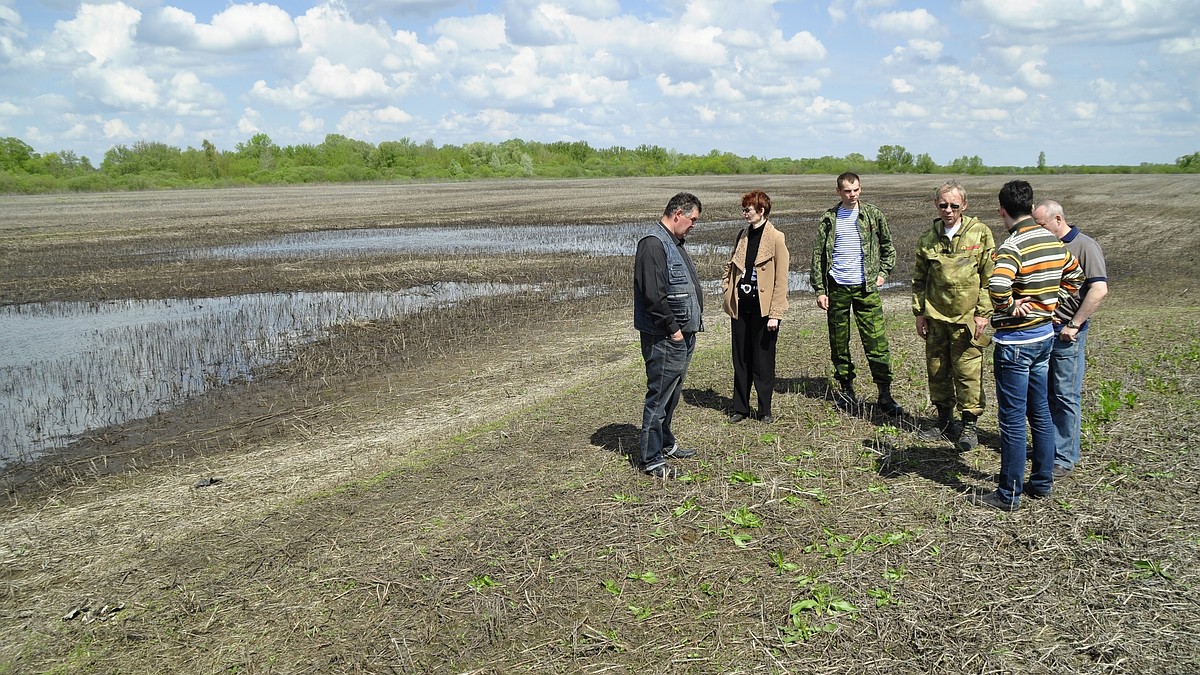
[993,337,1055,505]
[639,332,695,469]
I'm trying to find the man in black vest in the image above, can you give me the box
[633,192,705,479]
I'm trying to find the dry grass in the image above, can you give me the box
[1,175,1199,673]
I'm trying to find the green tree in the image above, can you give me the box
[0,137,37,173]
[1176,151,1200,172]
[1037,150,1047,172]
[914,153,937,173]
[235,133,278,171]
[876,145,915,173]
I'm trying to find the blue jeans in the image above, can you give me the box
[993,337,1054,505]
[639,332,695,469]
[1049,324,1088,470]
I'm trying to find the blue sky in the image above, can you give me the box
[2,0,1197,167]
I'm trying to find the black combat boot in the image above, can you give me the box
[956,412,979,451]
[876,383,904,416]
[919,405,953,441]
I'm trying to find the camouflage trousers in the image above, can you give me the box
[826,282,893,385]
[924,317,988,417]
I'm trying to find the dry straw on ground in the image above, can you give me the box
[1,175,1198,673]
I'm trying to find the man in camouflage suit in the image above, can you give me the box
[811,172,902,415]
[912,180,995,450]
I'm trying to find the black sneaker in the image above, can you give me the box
[643,463,680,479]
[728,413,749,424]
[759,414,775,424]
[969,490,1019,512]
[1022,483,1051,499]
[664,444,697,459]
[1052,465,1073,479]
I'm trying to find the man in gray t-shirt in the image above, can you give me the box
[1034,199,1109,477]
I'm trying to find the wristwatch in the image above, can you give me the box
[1066,319,1080,330]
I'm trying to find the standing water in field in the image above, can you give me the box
[0,283,530,466]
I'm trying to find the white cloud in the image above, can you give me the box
[103,118,133,138]
[891,78,914,94]
[251,57,396,108]
[1073,101,1098,119]
[969,108,1008,121]
[883,39,942,65]
[54,2,141,65]
[238,108,262,135]
[963,0,1200,43]
[1161,30,1200,56]
[870,9,938,35]
[164,72,225,116]
[337,106,415,137]
[299,112,324,133]
[1016,60,1053,89]
[142,4,298,53]
[892,101,928,118]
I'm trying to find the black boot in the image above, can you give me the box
[876,384,903,416]
[835,380,858,410]
[956,412,979,451]
[919,405,953,441]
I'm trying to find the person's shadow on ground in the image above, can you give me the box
[591,423,640,466]
[682,387,731,414]
[869,437,994,495]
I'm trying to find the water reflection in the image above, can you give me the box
[195,223,727,259]
[0,283,529,465]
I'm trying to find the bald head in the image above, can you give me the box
[1033,199,1070,240]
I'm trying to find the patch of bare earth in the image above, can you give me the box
[2,176,1199,673]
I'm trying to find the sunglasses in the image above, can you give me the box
[937,202,962,210]
[741,206,754,213]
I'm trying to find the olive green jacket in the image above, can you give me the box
[810,201,896,296]
[911,214,995,324]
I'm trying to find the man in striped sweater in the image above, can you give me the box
[971,180,1084,512]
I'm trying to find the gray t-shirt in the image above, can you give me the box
[1055,227,1107,323]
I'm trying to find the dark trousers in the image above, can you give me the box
[639,332,695,469]
[731,303,777,417]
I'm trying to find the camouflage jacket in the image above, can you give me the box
[911,214,995,325]
[810,201,896,296]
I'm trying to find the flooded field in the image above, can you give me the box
[0,283,534,463]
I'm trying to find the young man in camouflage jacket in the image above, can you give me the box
[810,172,902,415]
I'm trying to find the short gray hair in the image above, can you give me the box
[1035,199,1064,218]
[933,180,967,204]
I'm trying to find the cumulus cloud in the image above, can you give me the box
[1015,61,1053,89]
[54,2,141,65]
[337,106,415,137]
[870,9,938,35]
[299,111,324,133]
[251,57,396,108]
[237,108,263,135]
[883,39,943,65]
[891,101,928,118]
[104,118,133,138]
[141,3,298,53]
[164,71,225,116]
[891,78,914,94]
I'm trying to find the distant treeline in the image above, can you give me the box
[2,134,1198,194]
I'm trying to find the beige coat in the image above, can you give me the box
[722,220,790,320]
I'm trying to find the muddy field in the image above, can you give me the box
[1,175,1199,673]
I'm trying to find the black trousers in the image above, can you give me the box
[731,301,778,417]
